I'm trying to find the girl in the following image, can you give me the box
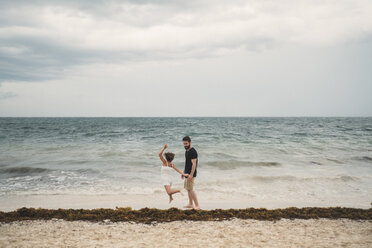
[158,144,188,203]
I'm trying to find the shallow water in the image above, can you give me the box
[0,117,371,209]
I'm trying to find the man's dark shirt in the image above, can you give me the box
[185,147,198,177]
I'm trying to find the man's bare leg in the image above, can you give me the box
[183,190,194,208]
[190,190,200,209]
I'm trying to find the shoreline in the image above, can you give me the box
[1,206,371,224]
[2,193,371,213]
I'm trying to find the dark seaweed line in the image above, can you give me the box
[0,207,371,224]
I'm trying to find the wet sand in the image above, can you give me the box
[1,218,371,247]
[2,193,370,212]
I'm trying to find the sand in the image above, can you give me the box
[0,218,371,248]
[2,193,370,212]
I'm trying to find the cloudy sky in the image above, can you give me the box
[0,0,371,117]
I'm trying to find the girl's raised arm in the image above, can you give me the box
[158,144,168,166]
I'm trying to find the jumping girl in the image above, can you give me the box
[158,144,188,203]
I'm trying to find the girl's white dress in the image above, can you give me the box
[161,165,173,186]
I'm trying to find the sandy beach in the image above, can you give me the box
[1,218,371,247]
[3,193,370,213]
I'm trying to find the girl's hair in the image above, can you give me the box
[164,152,175,162]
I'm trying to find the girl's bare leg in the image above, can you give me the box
[164,186,183,203]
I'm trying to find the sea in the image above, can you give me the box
[0,117,371,210]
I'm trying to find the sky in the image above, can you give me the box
[0,0,371,117]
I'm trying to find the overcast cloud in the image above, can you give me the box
[0,0,371,116]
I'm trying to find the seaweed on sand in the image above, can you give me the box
[0,207,371,224]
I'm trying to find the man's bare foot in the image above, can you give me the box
[183,204,193,209]
[169,195,173,204]
[193,206,201,210]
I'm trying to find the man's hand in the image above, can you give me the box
[187,175,193,181]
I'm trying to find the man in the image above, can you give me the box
[182,136,200,210]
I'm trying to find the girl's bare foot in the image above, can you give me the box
[183,204,193,208]
[169,195,173,203]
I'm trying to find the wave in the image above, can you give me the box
[0,167,99,177]
[352,156,372,162]
[326,158,344,164]
[0,187,164,196]
[72,168,99,174]
[0,166,52,175]
[310,161,322,165]
[249,175,359,183]
[205,160,281,170]
[98,150,131,158]
[249,175,297,182]
[198,174,360,186]
[292,132,308,136]
[207,152,239,159]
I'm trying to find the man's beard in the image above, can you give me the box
[184,146,190,150]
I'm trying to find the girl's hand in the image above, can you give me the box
[164,144,168,149]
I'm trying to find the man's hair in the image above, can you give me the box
[164,152,175,162]
[182,136,191,142]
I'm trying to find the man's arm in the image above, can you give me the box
[188,158,197,180]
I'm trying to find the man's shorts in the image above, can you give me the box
[184,177,195,190]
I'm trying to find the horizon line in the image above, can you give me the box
[0,115,371,118]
